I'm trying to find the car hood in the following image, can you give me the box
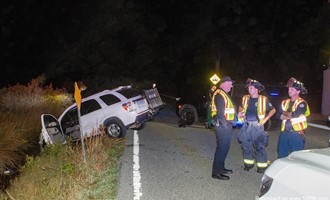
[264,148,330,197]
[268,148,330,176]
[290,147,330,166]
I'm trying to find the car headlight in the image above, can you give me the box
[259,174,273,197]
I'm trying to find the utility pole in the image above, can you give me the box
[215,50,220,75]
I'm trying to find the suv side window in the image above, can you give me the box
[99,94,121,106]
[81,99,102,116]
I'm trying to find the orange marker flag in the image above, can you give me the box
[74,82,82,110]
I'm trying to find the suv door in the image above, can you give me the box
[59,107,80,140]
[59,99,102,140]
[40,114,66,148]
[79,99,102,137]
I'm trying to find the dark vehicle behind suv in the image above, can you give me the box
[231,83,288,130]
[176,83,288,130]
[175,94,207,126]
[231,83,288,119]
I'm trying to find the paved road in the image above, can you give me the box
[116,108,330,200]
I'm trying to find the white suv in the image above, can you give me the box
[40,86,161,147]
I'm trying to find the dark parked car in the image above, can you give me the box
[175,94,207,126]
[176,83,288,130]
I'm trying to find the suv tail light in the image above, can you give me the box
[122,102,133,112]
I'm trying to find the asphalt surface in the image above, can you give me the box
[116,106,330,200]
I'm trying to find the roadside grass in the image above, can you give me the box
[2,134,125,200]
[0,76,72,173]
[0,76,126,199]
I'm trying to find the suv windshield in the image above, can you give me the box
[116,88,143,99]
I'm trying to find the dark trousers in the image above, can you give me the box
[237,121,269,167]
[277,130,305,158]
[212,124,232,175]
[206,104,212,127]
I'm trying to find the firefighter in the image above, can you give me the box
[237,78,276,173]
[211,76,235,180]
[277,77,310,158]
[205,85,217,129]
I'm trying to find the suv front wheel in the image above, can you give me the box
[105,119,127,138]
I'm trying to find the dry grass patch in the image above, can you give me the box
[0,76,73,173]
[2,132,125,200]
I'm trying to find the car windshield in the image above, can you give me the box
[116,88,143,99]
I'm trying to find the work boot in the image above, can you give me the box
[257,167,267,174]
[212,173,230,180]
[243,164,254,171]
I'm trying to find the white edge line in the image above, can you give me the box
[133,130,142,200]
[309,123,330,131]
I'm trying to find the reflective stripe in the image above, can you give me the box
[239,95,267,122]
[291,115,308,131]
[290,115,307,124]
[238,95,250,122]
[281,120,287,131]
[257,162,268,168]
[281,99,291,111]
[281,98,310,131]
[244,159,255,165]
[257,95,267,121]
[225,108,235,114]
[259,115,265,119]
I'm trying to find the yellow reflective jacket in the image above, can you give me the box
[281,98,310,131]
[238,95,267,123]
[211,89,235,120]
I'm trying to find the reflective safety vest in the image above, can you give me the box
[211,89,235,120]
[281,98,310,131]
[238,95,267,123]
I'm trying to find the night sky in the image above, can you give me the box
[1,1,329,100]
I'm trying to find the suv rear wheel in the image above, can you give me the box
[105,119,127,138]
